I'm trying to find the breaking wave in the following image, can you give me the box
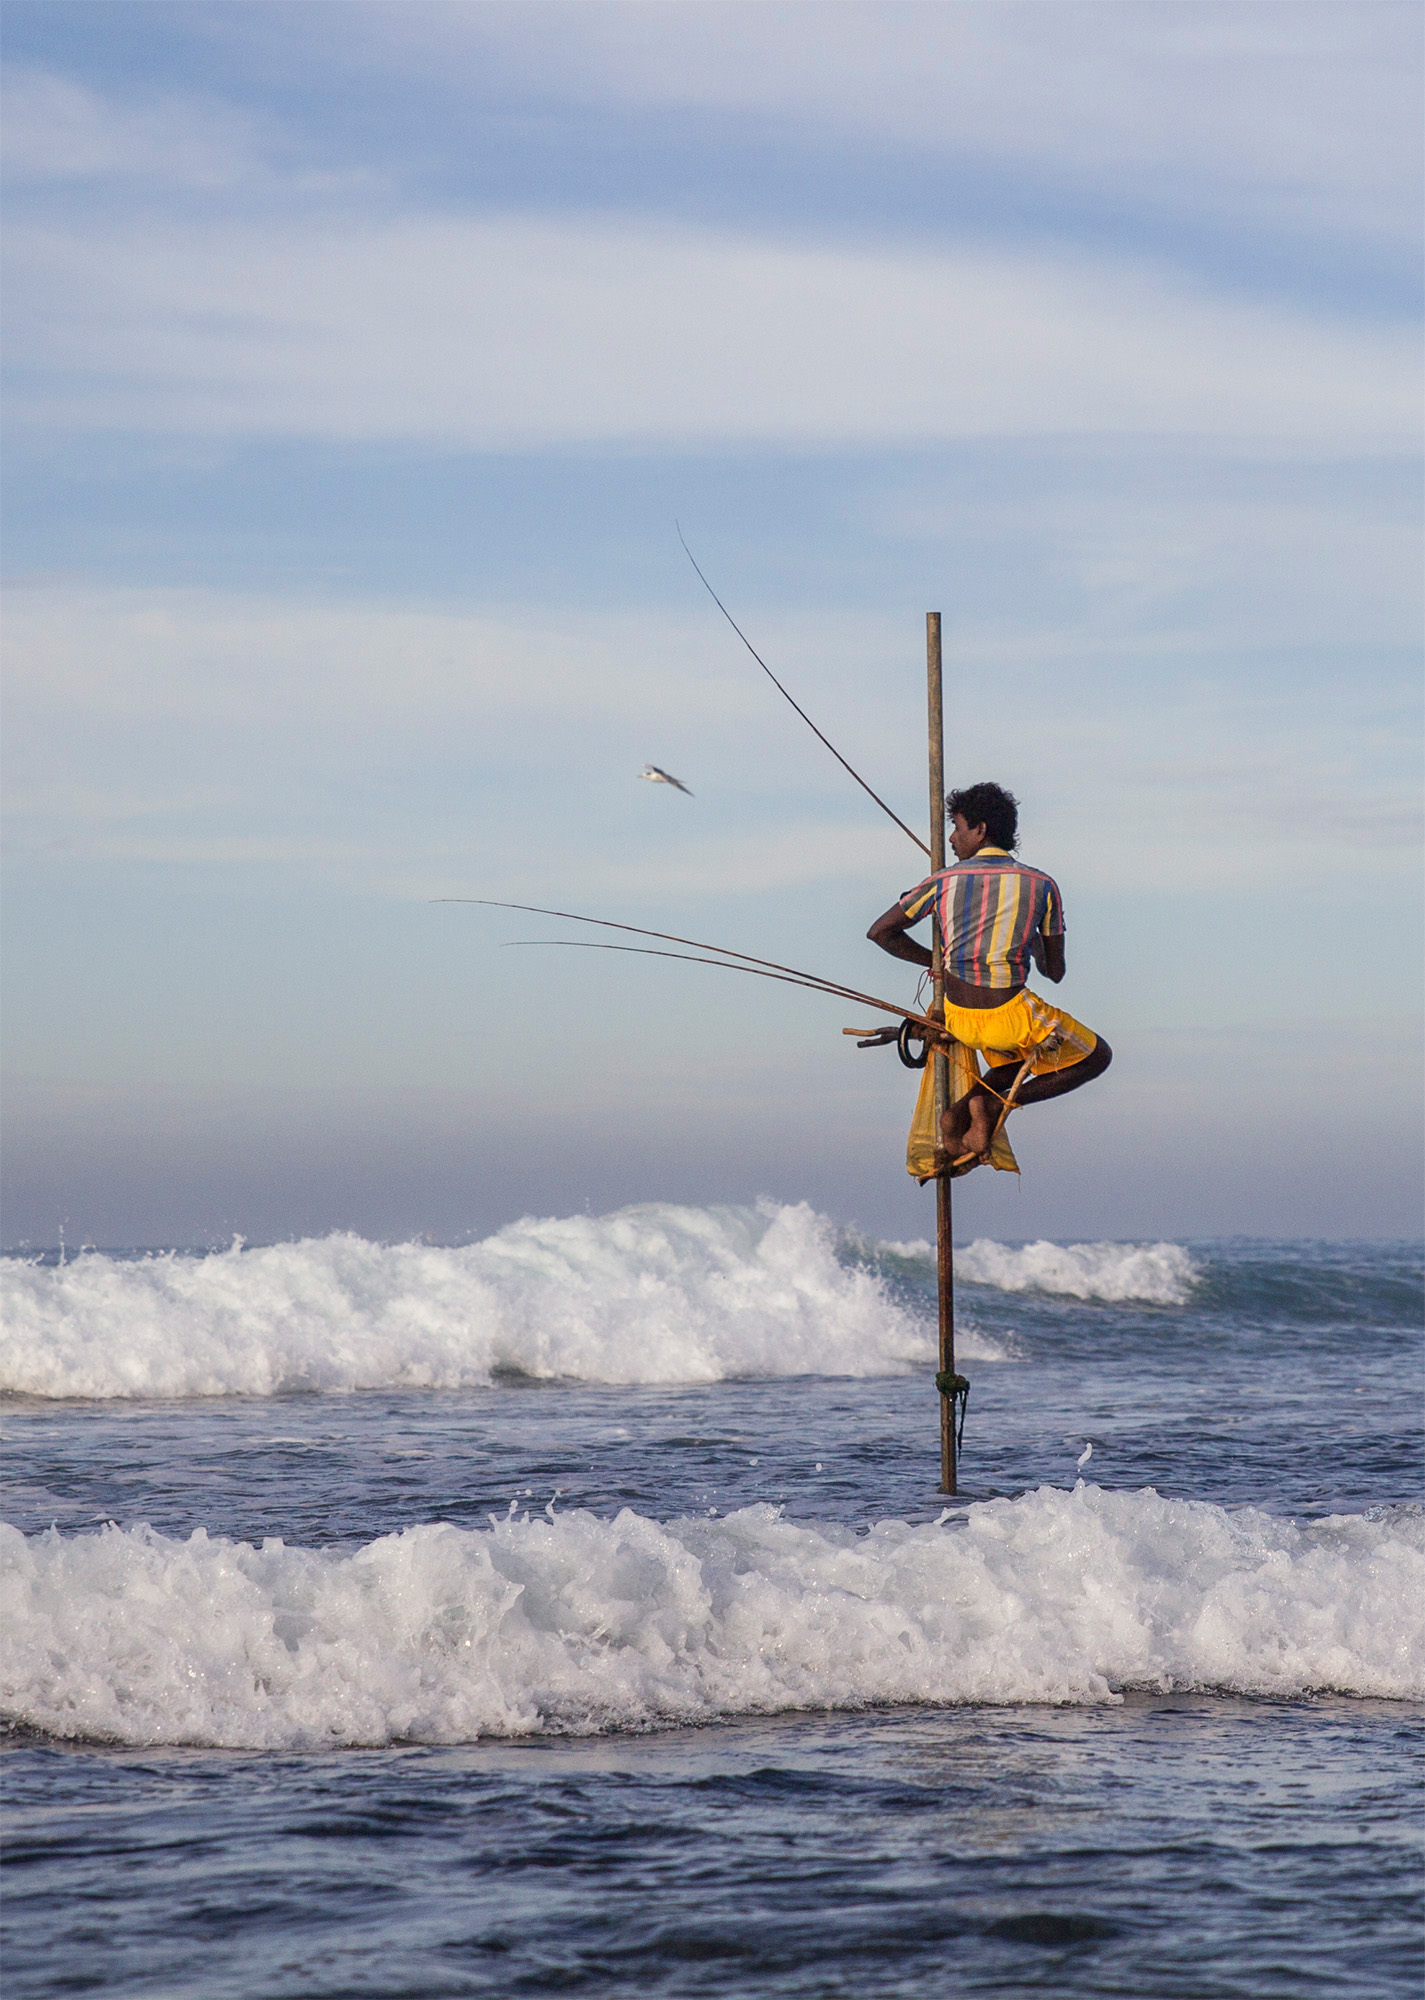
[0,1202,1006,1402]
[4,1488,1418,1748]
[955,1238,1199,1305]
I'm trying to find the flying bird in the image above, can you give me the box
[639,765,693,796]
[1076,1441,1093,1470]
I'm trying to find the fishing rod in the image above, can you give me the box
[444,911,1022,1140]
[676,525,931,861]
[502,939,943,1032]
[507,941,1026,1127]
[436,896,938,1020]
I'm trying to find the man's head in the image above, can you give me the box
[946,781,1019,859]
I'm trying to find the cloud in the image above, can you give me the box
[3,580,1417,902]
[324,0,1421,253]
[6,209,1417,448]
[877,461,1422,654]
[0,61,392,208]
[0,65,271,191]
[0,584,748,732]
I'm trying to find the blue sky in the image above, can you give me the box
[2,0,1421,1247]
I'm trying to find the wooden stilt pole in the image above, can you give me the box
[926,613,957,1495]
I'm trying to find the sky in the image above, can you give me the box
[2,0,1421,1249]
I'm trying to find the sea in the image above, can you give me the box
[1,1202,1421,1999]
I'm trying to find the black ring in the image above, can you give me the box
[896,1019,928,1069]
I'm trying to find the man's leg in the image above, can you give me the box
[982,1037,1113,1114]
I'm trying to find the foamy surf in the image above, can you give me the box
[956,1238,1199,1304]
[0,1202,1005,1401]
[4,1488,1418,1749]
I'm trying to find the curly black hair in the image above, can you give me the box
[946,782,1019,851]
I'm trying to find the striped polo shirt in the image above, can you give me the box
[897,847,1065,991]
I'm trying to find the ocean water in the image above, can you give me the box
[2,1204,1421,1998]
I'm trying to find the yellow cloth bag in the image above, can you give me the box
[906,1040,1020,1181]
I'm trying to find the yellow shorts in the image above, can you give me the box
[943,989,1098,1078]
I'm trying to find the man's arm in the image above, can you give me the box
[1030,932,1066,982]
[867,902,933,969]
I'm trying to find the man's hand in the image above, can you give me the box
[868,904,934,968]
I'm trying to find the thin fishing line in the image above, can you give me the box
[435,896,931,1014]
[506,942,1019,1113]
[675,524,931,860]
[503,939,940,1028]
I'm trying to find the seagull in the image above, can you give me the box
[1076,1441,1093,1471]
[639,764,693,796]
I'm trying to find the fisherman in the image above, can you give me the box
[867,782,1111,1166]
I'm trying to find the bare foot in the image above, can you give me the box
[963,1094,994,1157]
[943,1092,993,1160]
[940,1099,970,1153]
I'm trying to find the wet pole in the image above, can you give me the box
[926,613,957,1494]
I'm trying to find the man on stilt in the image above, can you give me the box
[868,782,1111,1168]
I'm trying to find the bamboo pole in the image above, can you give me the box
[926,613,957,1494]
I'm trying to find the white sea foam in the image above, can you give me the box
[4,1488,1418,1748]
[954,1238,1200,1305]
[0,1202,1000,1401]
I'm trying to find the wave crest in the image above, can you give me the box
[956,1238,1199,1304]
[4,1488,1418,1748]
[0,1202,1002,1401]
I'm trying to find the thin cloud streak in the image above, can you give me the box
[6,213,1417,447]
[2,65,270,189]
[4,584,1417,902]
[240,1,1423,255]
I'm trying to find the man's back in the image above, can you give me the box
[897,848,1063,994]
